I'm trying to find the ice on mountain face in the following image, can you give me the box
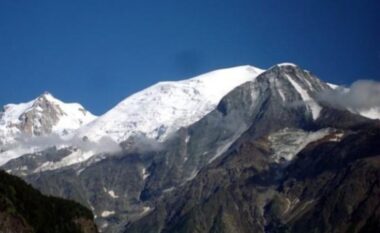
[78,65,265,144]
[140,206,152,216]
[141,167,150,180]
[285,74,322,120]
[34,149,96,172]
[108,190,119,198]
[101,210,115,218]
[269,128,332,163]
[278,88,286,102]
[186,169,199,181]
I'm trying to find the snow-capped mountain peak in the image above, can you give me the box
[77,65,265,144]
[1,92,96,137]
[2,63,379,174]
[0,92,97,164]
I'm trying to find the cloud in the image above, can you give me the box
[120,133,165,153]
[72,135,122,154]
[318,80,380,111]
[10,133,121,155]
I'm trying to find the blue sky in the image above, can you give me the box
[0,0,379,114]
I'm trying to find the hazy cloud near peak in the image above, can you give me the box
[318,80,380,112]
[10,133,122,155]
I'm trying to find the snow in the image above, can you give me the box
[162,187,175,193]
[286,75,322,120]
[0,147,36,166]
[269,128,331,163]
[0,100,34,146]
[278,89,286,102]
[327,83,340,89]
[1,66,265,169]
[186,169,199,181]
[208,138,236,163]
[303,78,314,91]
[77,65,265,144]
[33,149,95,172]
[273,77,286,101]
[0,92,96,138]
[1,102,33,124]
[141,167,150,180]
[277,62,297,67]
[108,190,119,198]
[329,132,345,142]
[101,210,115,217]
[43,94,97,134]
[0,92,97,165]
[141,206,152,215]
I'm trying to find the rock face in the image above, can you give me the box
[0,170,98,233]
[124,119,380,233]
[1,64,379,233]
[0,92,97,165]
[0,92,96,138]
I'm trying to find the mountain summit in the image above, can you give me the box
[0,92,96,137]
[76,65,265,144]
[0,92,96,165]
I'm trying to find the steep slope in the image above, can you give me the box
[124,118,380,233]
[2,64,377,171]
[2,64,379,233]
[122,65,380,233]
[1,66,265,173]
[0,66,264,173]
[2,63,342,232]
[122,65,378,233]
[0,170,98,233]
[76,65,264,144]
[0,92,97,165]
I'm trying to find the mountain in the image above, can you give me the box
[123,65,380,233]
[125,124,380,233]
[1,66,264,173]
[0,92,97,165]
[76,65,264,144]
[0,170,98,233]
[1,63,379,233]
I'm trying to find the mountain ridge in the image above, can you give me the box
[75,65,265,144]
[0,92,97,165]
[1,63,379,233]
